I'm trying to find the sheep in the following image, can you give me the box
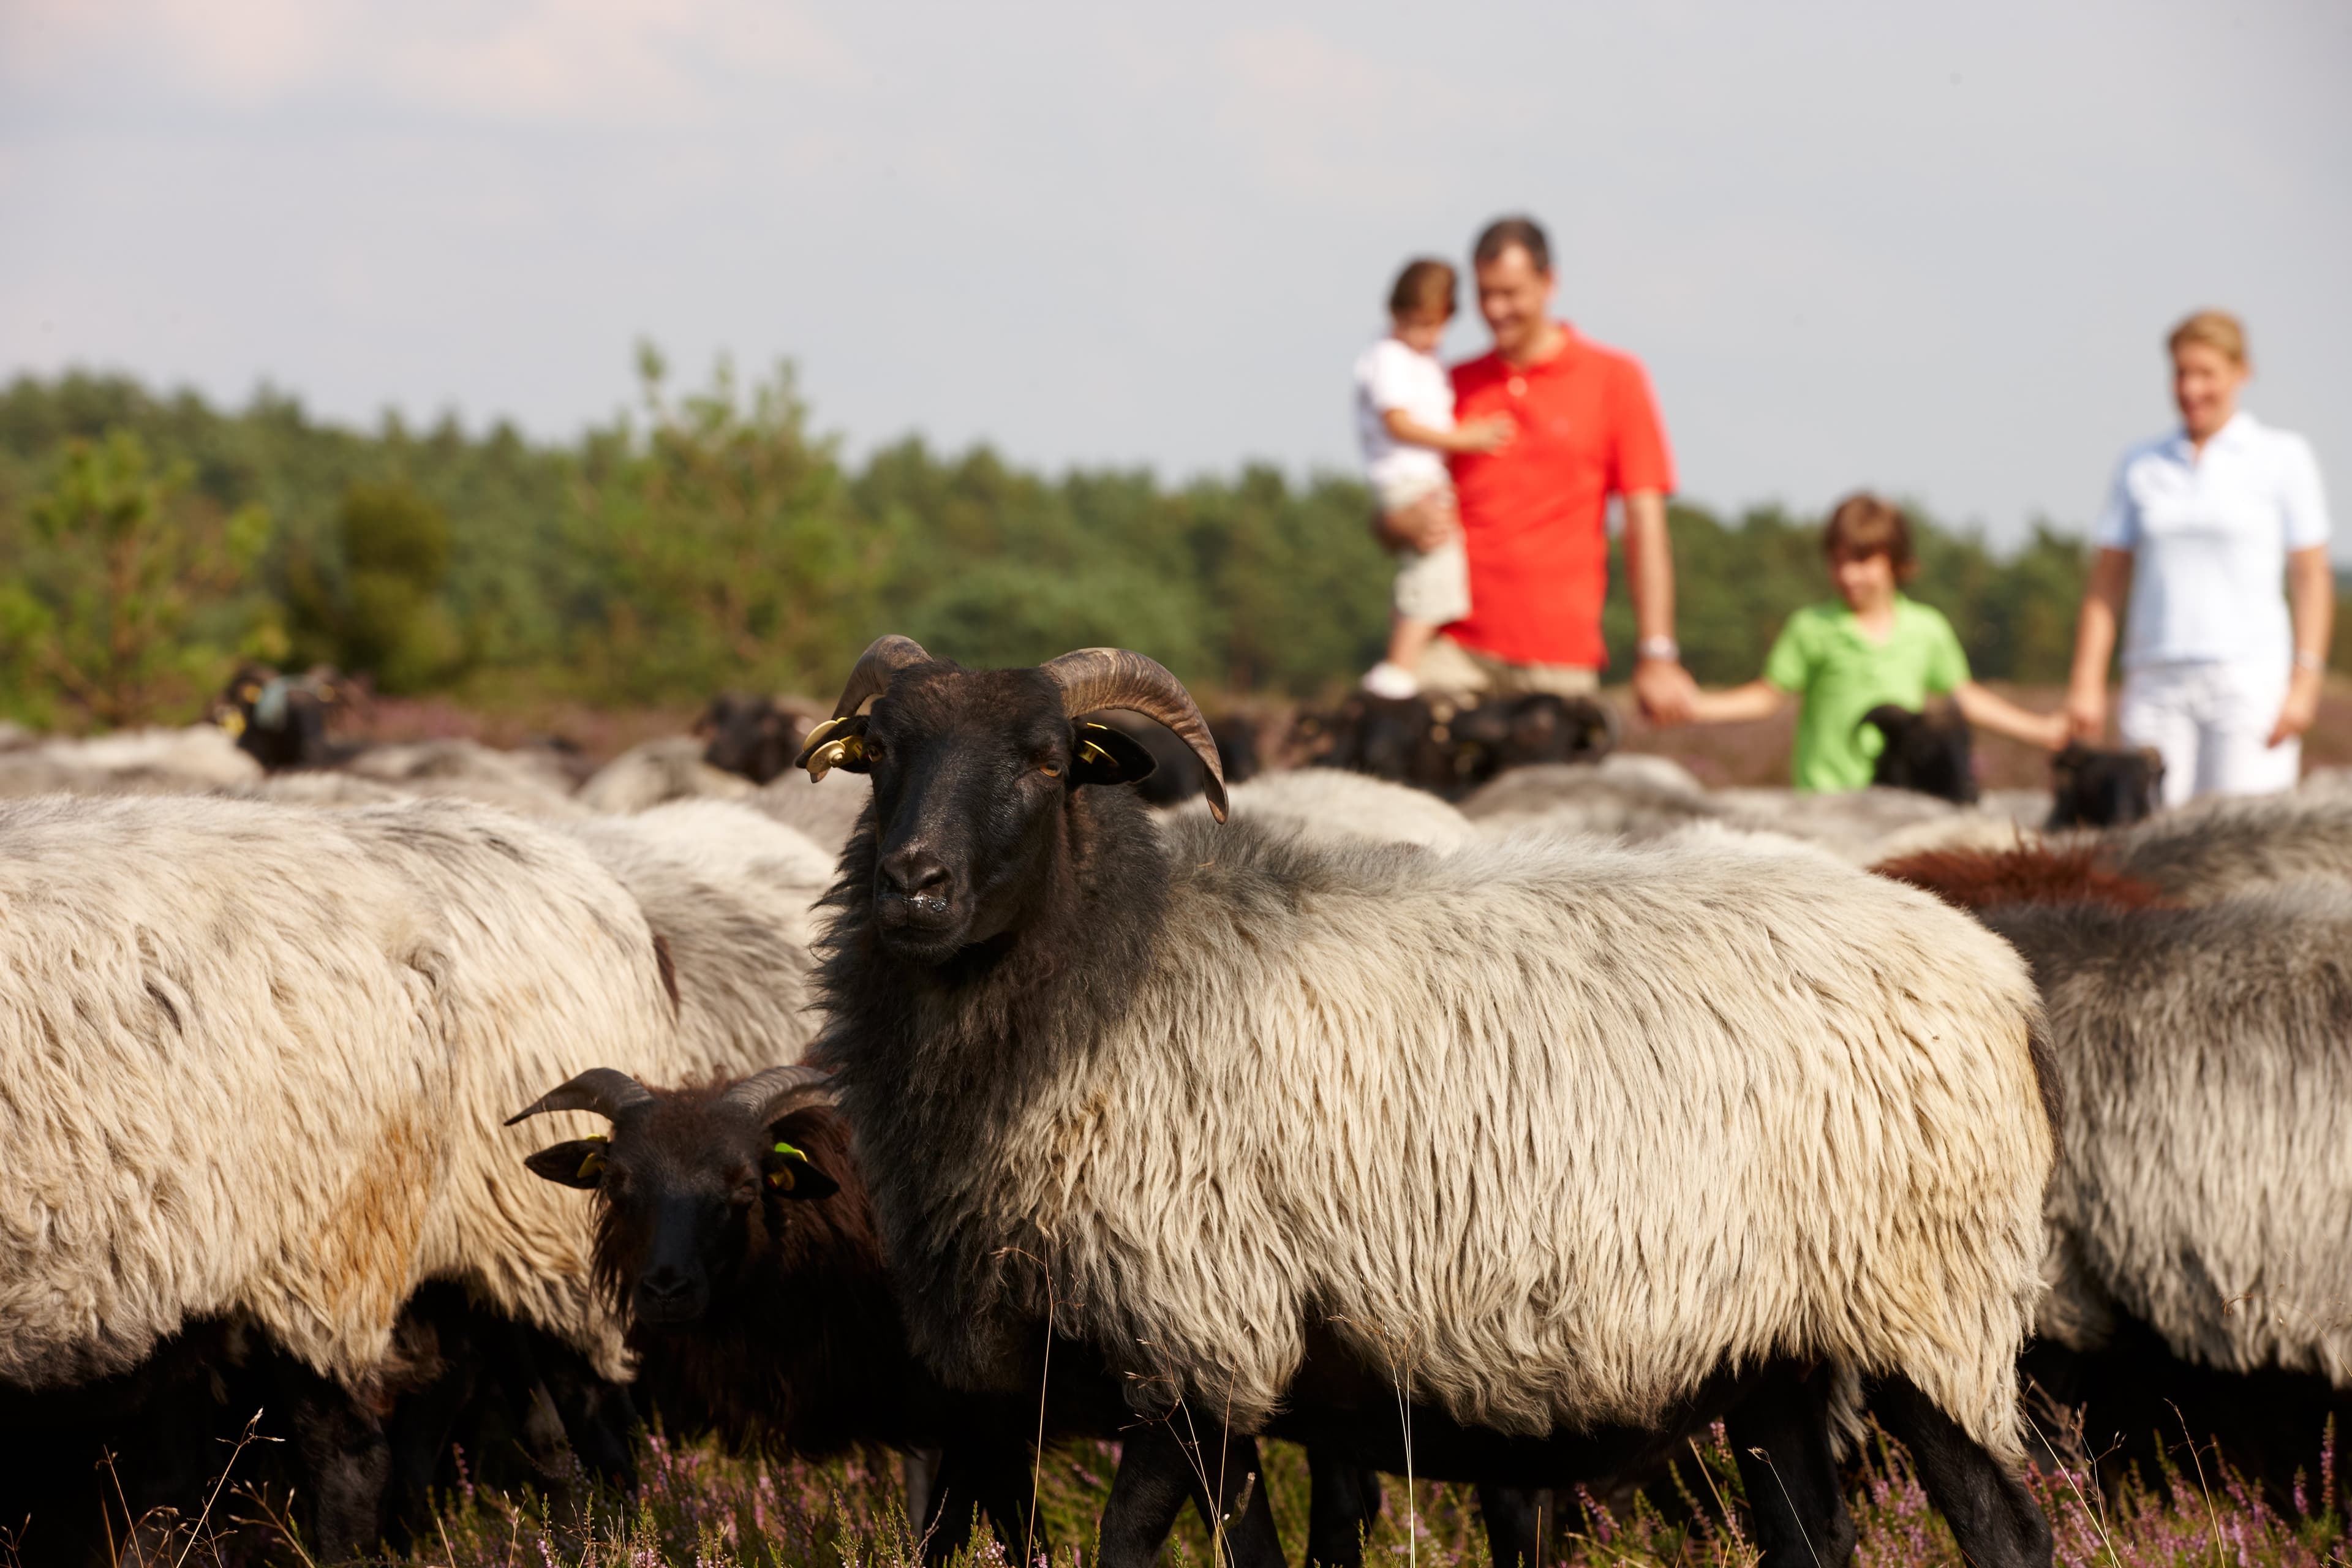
[1871,842,2171,913]
[0,723,263,799]
[1978,885,2352,1496]
[1311,690,1616,797]
[506,1066,1283,1567]
[794,636,2060,1568]
[1861,703,1977,803]
[750,767,872,853]
[1163,766,1479,852]
[1457,756,1723,840]
[577,736,756,813]
[2094,789,2352,902]
[1088,709,1264,807]
[555,801,835,1065]
[211,663,357,771]
[698,692,822,785]
[0,793,698,1552]
[2046,742,2165,828]
[339,736,586,815]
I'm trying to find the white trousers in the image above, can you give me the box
[2117,659,2300,809]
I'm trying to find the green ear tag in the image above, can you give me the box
[771,1140,806,1161]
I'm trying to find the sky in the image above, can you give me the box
[2,0,2347,551]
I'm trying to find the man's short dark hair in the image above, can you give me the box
[1473,216,1551,275]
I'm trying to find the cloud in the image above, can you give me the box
[0,0,862,125]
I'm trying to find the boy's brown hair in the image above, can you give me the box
[1389,258,1457,320]
[1823,492,1917,579]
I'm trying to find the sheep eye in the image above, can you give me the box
[1040,763,1061,778]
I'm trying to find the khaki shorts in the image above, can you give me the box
[1417,635,1600,699]
[1393,538,1471,625]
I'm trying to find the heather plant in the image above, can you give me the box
[50,1411,2329,1568]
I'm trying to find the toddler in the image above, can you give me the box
[1355,258,1511,698]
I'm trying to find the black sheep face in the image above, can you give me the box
[698,693,799,785]
[840,666,1161,963]
[2048,744,2165,828]
[1862,704,1978,805]
[524,1092,839,1327]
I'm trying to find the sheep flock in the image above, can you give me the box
[2,656,2348,1567]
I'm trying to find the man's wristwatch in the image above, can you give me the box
[1636,636,1680,663]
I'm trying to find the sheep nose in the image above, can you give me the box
[881,846,949,902]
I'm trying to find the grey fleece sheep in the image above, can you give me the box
[829,809,2057,1460]
[1162,767,1478,851]
[576,737,756,814]
[2096,790,2352,903]
[1981,883,2352,1381]
[0,793,716,1396]
[557,801,835,1064]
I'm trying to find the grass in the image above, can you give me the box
[70,1409,2342,1568]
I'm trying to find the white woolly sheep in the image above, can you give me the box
[1162,766,1478,851]
[576,737,756,815]
[1981,884,2352,1491]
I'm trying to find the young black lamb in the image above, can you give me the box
[510,1065,1283,1567]
[1860,703,1977,803]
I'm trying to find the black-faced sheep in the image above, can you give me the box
[508,1066,1281,1568]
[699,692,823,785]
[212,663,357,771]
[1314,690,1616,798]
[794,636,2059,1568]
[1860,703,1978,803]
[2046,743,2165,829]
[1980,884,2352,1498]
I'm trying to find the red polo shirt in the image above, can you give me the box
[1446,326,1675,669]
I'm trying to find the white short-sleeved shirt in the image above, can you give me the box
[1354,336,1453,491]
[2094,410,2332,669]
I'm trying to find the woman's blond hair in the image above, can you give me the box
[2168,309,2248,368]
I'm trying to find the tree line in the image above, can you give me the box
[0,353,2262,732]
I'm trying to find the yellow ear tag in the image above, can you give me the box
[576,1149,607,1180]
[765,1139,807,1191]
[219,709,246,737]
[802,727,867,782]
[1077,740,1112,767]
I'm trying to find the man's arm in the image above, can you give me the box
[1623,491,1697,723]
[1382,408,1513,456]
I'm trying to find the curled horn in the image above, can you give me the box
[1041,647,1227,823]
[826,635,932,722]
[505,1067,655,1126]
[722,1064,837,1126]
[796,635,935,778]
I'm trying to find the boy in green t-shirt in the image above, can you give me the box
[1683,494,2065,791]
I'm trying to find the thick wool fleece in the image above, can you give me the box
[559,801,835,1069]
[826,813,2056,1463]
[1985,884,2352,1383]
[0,794,688,1394]
[2098,791,2352,903]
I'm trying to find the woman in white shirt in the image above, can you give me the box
[2064,311,2334,806]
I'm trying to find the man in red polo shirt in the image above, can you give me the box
[1390,216,1697,722]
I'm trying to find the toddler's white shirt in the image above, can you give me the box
[2094,411,2331,669]
[1354,337,1453,491]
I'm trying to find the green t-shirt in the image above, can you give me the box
[1762,596,1971,793]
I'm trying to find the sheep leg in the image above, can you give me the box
[1870,1375,2052,1568]
[1305,1446,1382,1568]
[1724,1362,1856,1568]
[1096,1422,1284,1568]
[280,1366,391,1561]
[924,1436,1049,1567]
[1475,1482,1553,1568]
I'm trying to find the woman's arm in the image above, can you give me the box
[1682,680,1789,725]
[2268,543,2334,745]
[1953,682,2067,750]
[1382,408,1513,454]
[2064,548,2133,741]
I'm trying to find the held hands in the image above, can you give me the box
[1632,657,1698,726]
[1377,491,1462,554]
[2062,681,2107,744]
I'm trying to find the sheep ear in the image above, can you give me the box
[1071,722,1157,788]
[761,1139,841,1201]
[525,1138,610,1190]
